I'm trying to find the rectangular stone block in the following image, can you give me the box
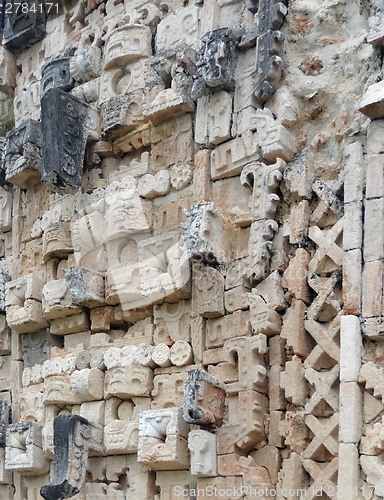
[337,443,361,500]
[343,201,362,251]
[362,260,383,318]
[364,198,384,262]
[339,382,362,444]
[367,154,384,199]
[343,249,362,316]
[206,310,251,349]
[340,315,362,383]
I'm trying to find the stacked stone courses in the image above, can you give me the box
[0,0,383,499]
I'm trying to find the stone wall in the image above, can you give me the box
[0,0,383,498]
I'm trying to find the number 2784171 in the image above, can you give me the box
[4,2,59,14]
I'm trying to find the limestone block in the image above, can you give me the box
[40,414,104,500]
[0,316,10,355]
[104,398,150,455]
[182,202,230,265]
[21,329,62,367]
[169,341,193,366]
[42,280,82,320]
[280,357,309,407]
[344,141,363,203]
[337,443,361,500]
[269,365,285,411]
[251,445,280,486]
[65,267,105,309]
[360,455,384,498]
[218,454,270,486]
[101,91,145,137]
[0,447,12,485]
[104,25,152,69]
[0,400,9,445]
[13,83,40,128]
[359,362,384,403]
[281,300,312,357]
[5,422,49,476]
[246,219,280,282]
[43,374,82,406]
[196,91,232,145]
[283,148,313,200]
[303,412,338,462]
[269,410,284,448]
[42,354,76,378]
[218,390,267,454]
[70,368,104,402]
[138,408,189,470]
[248,293,281,336]
[224,286,249,313]
[282,248,310,303]
[206,310,251,349]
[0,188,12,233]
[340,315,361,383]
[367,12,384,46]
[138,171,170,199]
[304,364,339,417]
[50,312,90,336]
[189,430,217,477]
[192,262,225,318]
[192,28,237,99]
[90,306,122,333]
[4,119,42,188]
[150,114,193,170]
[154,300,193,344]
[182,369,225,425]
[254,109,296,161]
[211,131,259,180]
[156,5,199,52]
[362,260,383,318]
[364,391,384,424]
[364,198,384,262]
[152,344,172,368]
[197,476,243,500]
[155,470,190,500]
[80,401,105,427]
[152,371,187,409]
[359,80,384,119]
[70,43,101,83]
[6,301,49,334]
[170,163,193,191]
[0,47,18,95]
[105,366,153,399]
[143,46,195,124]
[42,222,73,263]
[107,455,157,500]
[224,336,267,394]
[278,452,308,500]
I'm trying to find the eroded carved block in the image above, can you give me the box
[21,329,62,367]
[0,188,12,232]
[42,280,82,320]
[182,369,225,425]
[5,274,49,333]
[105,366,153,399]
[191,28,237,99]
[0,269,10,313]
[4,119,42,189]
[154,300,193,344]
[224,336,267,394]
[40,414,104,499]
[5,422,49,475]
[104,25,152,69]
[104,397,150,455]
[3,0,46,52]
[192,262,225,318]
[70,368,105,402]
[248,293,281,336]
[138,408,189,470]
[181,202,229,265]
[41,87,99,194]
[156,5,199,53]
[101,91,144,137]
[65,267,105,308]
[0,47,18,95]
[41,57,73,97]
[0,400,10,445]
[152,371,187,408]
[189,430,217,477]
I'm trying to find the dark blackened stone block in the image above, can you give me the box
[191,28,237,100]
[0,399,9,444]
[0,138,8,185]
[41,57,73,97]
[21,329,63,367]
[3,0,46,52]
[40,414,103,500]
[0,268,10,312]
[41,88,91,194]
[0,1,4,42]
[4,119,42,188]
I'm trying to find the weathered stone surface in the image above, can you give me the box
[188,430,217,477]
[182,369,225,425]
[41,57,73,97]
[4,119,42,189]
[40,414,103,499]
[6,422,49,475]
[21,329,62,367]
[3,0,46,52]
[41,88,99,194]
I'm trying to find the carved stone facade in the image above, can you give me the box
[0,0,382,499]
